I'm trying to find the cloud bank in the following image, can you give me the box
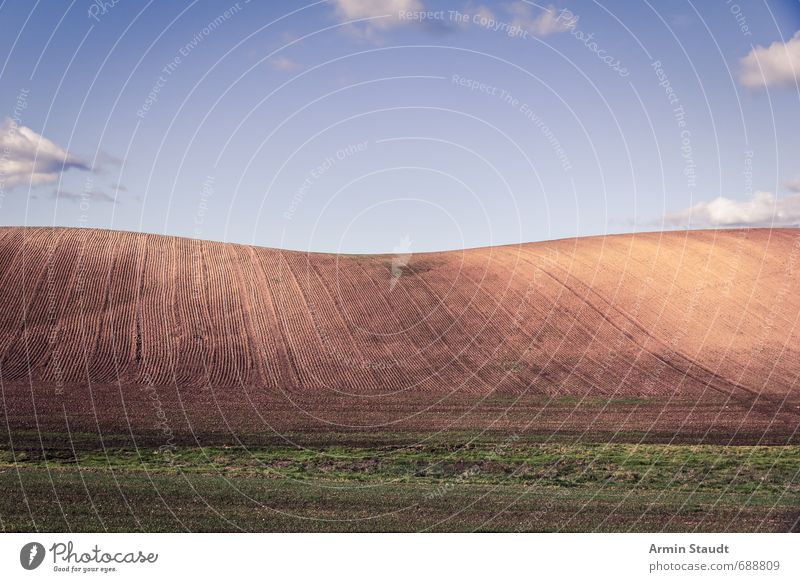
[0,118,89,190]
[664,191,800,227]
[329,1,571,41]
[739,30,800,88]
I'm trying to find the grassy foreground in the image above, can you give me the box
[1,440,798,532]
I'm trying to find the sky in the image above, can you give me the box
[1,0,799,253]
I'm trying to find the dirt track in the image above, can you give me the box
[0,227,798,444]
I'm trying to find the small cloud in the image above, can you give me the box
[268,56,301,72]
[506,2,572,37]
[786,176,800,193]
[331,0,423,24]
[111,182,128,192]
[739,30,800,89]
[0,118,89,190]
[90,149,124,176]
[52,188,118,204]
[473,4,496,23]
[663,191,800,227]
[330,0,424,42]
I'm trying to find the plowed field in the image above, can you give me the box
[0,226,797,443]
[1,226,798,532]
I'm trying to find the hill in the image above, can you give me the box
[1,226,798,442]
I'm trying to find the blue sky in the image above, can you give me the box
[1,0,799,252]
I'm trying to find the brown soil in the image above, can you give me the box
[1,226,798,444]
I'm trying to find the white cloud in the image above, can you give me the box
[268,56,301,72]
[786,176,800,193]
[664,191,800,227]
[331,0,422,24]
[739,30,800,88]
[506,2,571,37]
[0,118,89,190]
[330,0,423,40]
